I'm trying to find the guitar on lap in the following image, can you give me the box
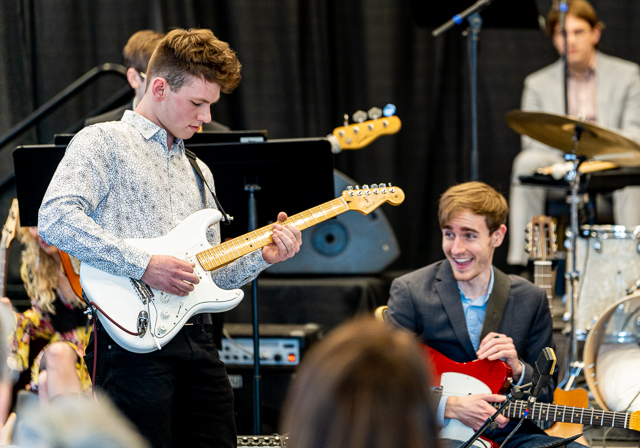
[424,346,640,447]
[80,185,405,354]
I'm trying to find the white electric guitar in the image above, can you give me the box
[80,185,405,353]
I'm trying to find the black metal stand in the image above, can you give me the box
[245,183,263,435]
[433,0,493,181]
[460,383,529,448]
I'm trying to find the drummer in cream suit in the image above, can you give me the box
[508,0,640,266]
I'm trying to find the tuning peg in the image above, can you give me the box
[368,107,382,120]
[343,114,349,127]
[370,183,378,188]
[354,185,360,190]
[346,186,353,190]
[362,184,369,189]
[352,110,367,123]
[383,104,396,117]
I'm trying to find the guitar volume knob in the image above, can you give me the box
[161,310,170,319]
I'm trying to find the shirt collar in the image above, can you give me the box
[121,110,185,153]
[568,52,598,79]
[458,266,495,306]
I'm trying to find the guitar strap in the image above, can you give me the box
[184,148,232,226]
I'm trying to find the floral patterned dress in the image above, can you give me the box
[9,291,92,393]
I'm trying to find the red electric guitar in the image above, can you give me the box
[425,346,640,447]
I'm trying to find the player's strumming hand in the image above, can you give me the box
[445,393,508,431]
[141,255,200,297]
[262,212,302,264]
[477,332,523,381]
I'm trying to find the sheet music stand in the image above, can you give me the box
[187,138,335,235]
[13,144,66,226]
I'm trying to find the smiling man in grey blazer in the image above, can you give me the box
[387,182,584,448]
[508,0,640,266]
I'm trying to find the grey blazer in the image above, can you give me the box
[521,52,640,151]
[387,260,556,403]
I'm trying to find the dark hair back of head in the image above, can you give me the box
[146,28,241,94]
[123,30,165,73]
[281,317,440,448]
[546,0,604,35]
[438,182,508,234]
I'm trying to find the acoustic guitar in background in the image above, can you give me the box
[526,215,590,446]
[1,199,20,299]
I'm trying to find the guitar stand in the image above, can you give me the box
[460,383,530,448]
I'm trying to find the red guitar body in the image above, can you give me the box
[423,345,513,394]
[421,346,513,448]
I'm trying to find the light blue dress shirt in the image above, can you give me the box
[437,267,525,427]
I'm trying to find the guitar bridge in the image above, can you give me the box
[130,279,154,304]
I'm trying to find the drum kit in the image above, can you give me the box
[507,110,640,412]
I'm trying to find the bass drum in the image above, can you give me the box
[584,291,640,411]
[571,225,640,340]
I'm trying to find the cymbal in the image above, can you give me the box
[505,110,640,167]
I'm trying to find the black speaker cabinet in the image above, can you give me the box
[268,170,400,274]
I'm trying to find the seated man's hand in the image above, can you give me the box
[477,332,523,381]
[141,255,200,296]
[262,212,302,264]
[444,393,508,431]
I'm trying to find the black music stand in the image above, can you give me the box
[13,144,67,226]
[53,129,269,147]
[187,138,335,434]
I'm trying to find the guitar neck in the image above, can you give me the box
[196,197,349,271]
[533,260,553,301]
[496,400,638,430]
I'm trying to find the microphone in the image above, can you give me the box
[527,347,556,408]
[559,0,569,31]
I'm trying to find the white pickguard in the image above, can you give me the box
[80,209,244,354]
[440,372,494,448]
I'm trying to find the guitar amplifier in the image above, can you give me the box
[237,435,288,446]
[223,323,323,435]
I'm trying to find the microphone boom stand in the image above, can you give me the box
[433,0,495,182]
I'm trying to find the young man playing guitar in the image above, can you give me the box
[387,182,585,448]
[38,29,301,448]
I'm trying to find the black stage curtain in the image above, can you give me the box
[2,0,640,272]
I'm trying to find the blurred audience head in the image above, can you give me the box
[281,316,440,448]
[14,395,150,448]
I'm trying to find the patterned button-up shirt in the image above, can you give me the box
[39,111,269,289]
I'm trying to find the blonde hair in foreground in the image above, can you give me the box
[281,317,440,448]
[18,227,59,315]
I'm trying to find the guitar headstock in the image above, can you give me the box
[525,215,557,261]
[332,113,401,150]
[1,199,20,251]
[342,184,405,214]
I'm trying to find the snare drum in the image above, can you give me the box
[569,225,640,338]
[584,291,640,411]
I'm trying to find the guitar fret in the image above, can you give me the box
[624,412,628,429]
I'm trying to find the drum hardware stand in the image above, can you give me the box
[559,126,586,391]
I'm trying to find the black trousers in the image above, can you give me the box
[85,322,236,448]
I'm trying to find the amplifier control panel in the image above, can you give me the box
[219,337,300,366]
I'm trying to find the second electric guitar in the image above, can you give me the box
[81,185,405,353]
